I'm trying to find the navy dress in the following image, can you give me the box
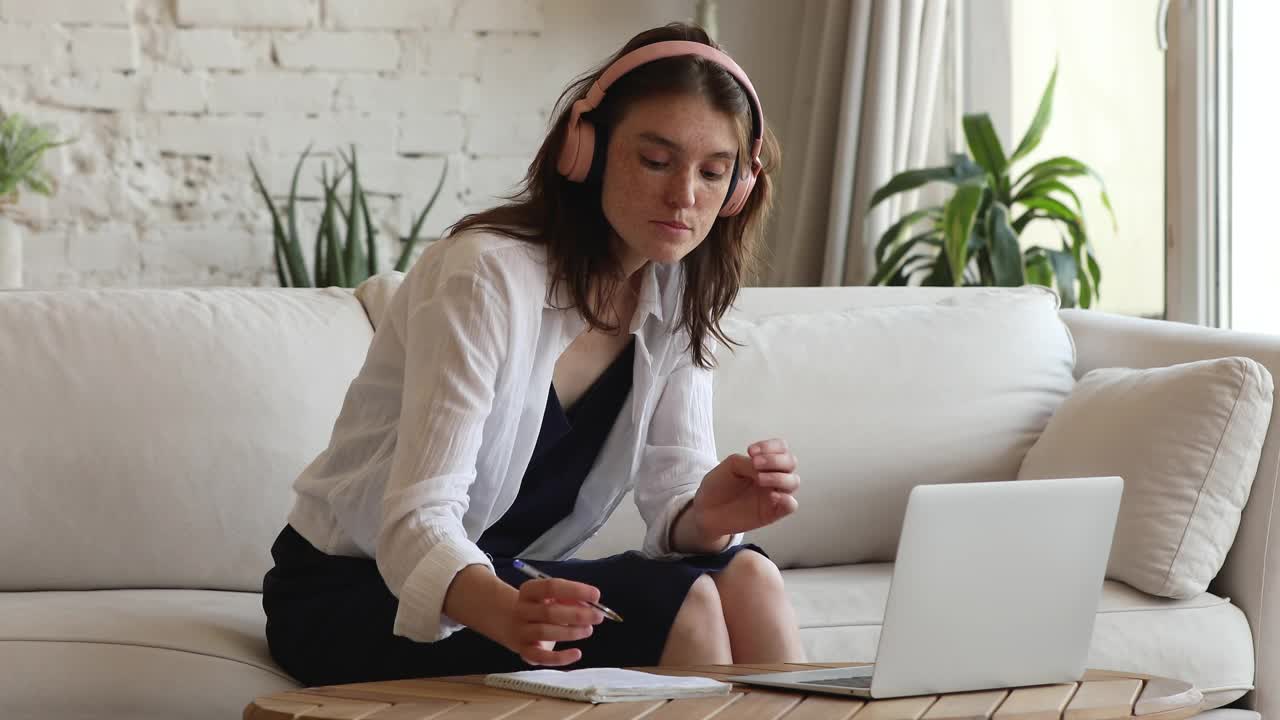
[263,336,764,686]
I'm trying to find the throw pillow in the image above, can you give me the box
[1018,356,1274,599]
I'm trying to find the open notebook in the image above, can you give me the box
[483,668,733,703]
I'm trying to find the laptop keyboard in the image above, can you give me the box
[806,675,873,689]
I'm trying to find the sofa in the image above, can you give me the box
[1,277,1276,720]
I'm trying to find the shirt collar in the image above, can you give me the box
[541,258,672,331]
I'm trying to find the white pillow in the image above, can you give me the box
[711,290,1076,569]
[1018,357,1274,599]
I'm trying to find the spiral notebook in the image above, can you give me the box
[483,667,733,703]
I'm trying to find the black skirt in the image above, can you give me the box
[263,524,765,686]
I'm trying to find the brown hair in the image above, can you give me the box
[447,22,780,369]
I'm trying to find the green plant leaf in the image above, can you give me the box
[1046,248,1078,308]
[1018,195,1079,224]
[1024,249,1054,288]
[1014,178,1083,216]
[867,153,984,212]
[341,146,367,286]
[942,183,983,287]
[962,113,1008,179]
[987,202,1025,287]
[871,231,940,286]
[874,207,939,265]
[397,157,449,272]
[1010,62,1058,163]
[361,190,378,277]
[1013,155,1116,231]
[322,178,345,287]
[285,144,312,286]
[249,155,309,287]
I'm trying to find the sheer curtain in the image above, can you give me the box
[765,0,951,287]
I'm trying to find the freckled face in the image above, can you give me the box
[600,93,740,272]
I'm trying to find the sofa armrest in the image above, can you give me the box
[1061,309,1280,715]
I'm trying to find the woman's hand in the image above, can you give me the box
[500,577,605,666]
[691,438,800,539]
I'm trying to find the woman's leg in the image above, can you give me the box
[711,550,807,663]
[658,575,734,665]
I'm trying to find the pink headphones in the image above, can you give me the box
[556,40,766,217]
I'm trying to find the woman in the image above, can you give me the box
[263,22,804,686]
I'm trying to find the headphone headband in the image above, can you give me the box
[575,40,764,165]
[557,39,766,217]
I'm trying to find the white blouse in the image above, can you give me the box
[287,229,740,643]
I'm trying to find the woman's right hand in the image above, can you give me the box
[502,577,605,666]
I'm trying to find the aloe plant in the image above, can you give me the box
[868,65,1115,308]
[249,145,448,288]
[0,112,71,208]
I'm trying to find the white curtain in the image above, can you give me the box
[765,0,951,287]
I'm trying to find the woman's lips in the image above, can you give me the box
[652,221,691,232]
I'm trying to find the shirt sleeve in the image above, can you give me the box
[633,340,744,558]
[374,262,511,643]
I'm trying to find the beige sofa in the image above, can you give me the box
[0,279,1274,720]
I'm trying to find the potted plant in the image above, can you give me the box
[248,145,448,288]
[868,65,1115,308]
[0,112,70,289]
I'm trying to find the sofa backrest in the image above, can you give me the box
[0,287,373,592]
[578,285,1078,567]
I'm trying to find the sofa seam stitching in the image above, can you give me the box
[0,637,294,681]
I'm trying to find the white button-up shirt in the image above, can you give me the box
[287,229,739,643]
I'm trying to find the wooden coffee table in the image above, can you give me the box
[245,664,1205,720]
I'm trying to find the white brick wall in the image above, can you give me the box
[1,0,799,289]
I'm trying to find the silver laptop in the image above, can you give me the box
[735,476,1123,699]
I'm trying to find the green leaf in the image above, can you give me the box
[361,189,378,277]
[1013,155,1116,231]
[322,179,346,287]
[942,184,983,287]
[397,157,449,272]
[1018,195,1079,224]
[341,146,367,286]
[1024,250,1054,288]
[1014,178,1082,216]
[285,144,312,285]
[867,153,984,212]
[1010,62,1058,163]
[1046,248,1078,308]
[874,207,939,265]
[987,202,1025,287]
[871,231,940,286]
[249,156,309,287]
[962,113,1008,179]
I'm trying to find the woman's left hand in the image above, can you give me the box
[691,438,800,539]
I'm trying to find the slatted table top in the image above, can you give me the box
[244,664,1205,720]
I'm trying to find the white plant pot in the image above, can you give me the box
[0,216,21,290]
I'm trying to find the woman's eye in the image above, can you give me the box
[702,169,726,181]
[641,156,668,169]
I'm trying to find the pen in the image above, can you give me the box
[511,559,625,623]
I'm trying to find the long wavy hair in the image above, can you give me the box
[447,22,780,369]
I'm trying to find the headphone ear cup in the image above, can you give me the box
[719,167,755,217]
[558,116,596,182]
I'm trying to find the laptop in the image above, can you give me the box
[734,476,1123,699]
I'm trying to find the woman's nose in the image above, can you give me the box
[664,168,697,209]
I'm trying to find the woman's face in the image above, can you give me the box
[600,92,740,274]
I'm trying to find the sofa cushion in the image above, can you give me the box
[1018,358,1274,599]
[0,589,297,720]
[783,564,1253,710]
[0,288,373,592]
[710,289,1075,567]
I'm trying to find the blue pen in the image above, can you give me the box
[511,559,625,623]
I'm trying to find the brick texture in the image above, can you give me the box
[0,0,653,288]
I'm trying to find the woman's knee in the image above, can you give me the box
[717,550,785,595]
[667,575,731,657]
